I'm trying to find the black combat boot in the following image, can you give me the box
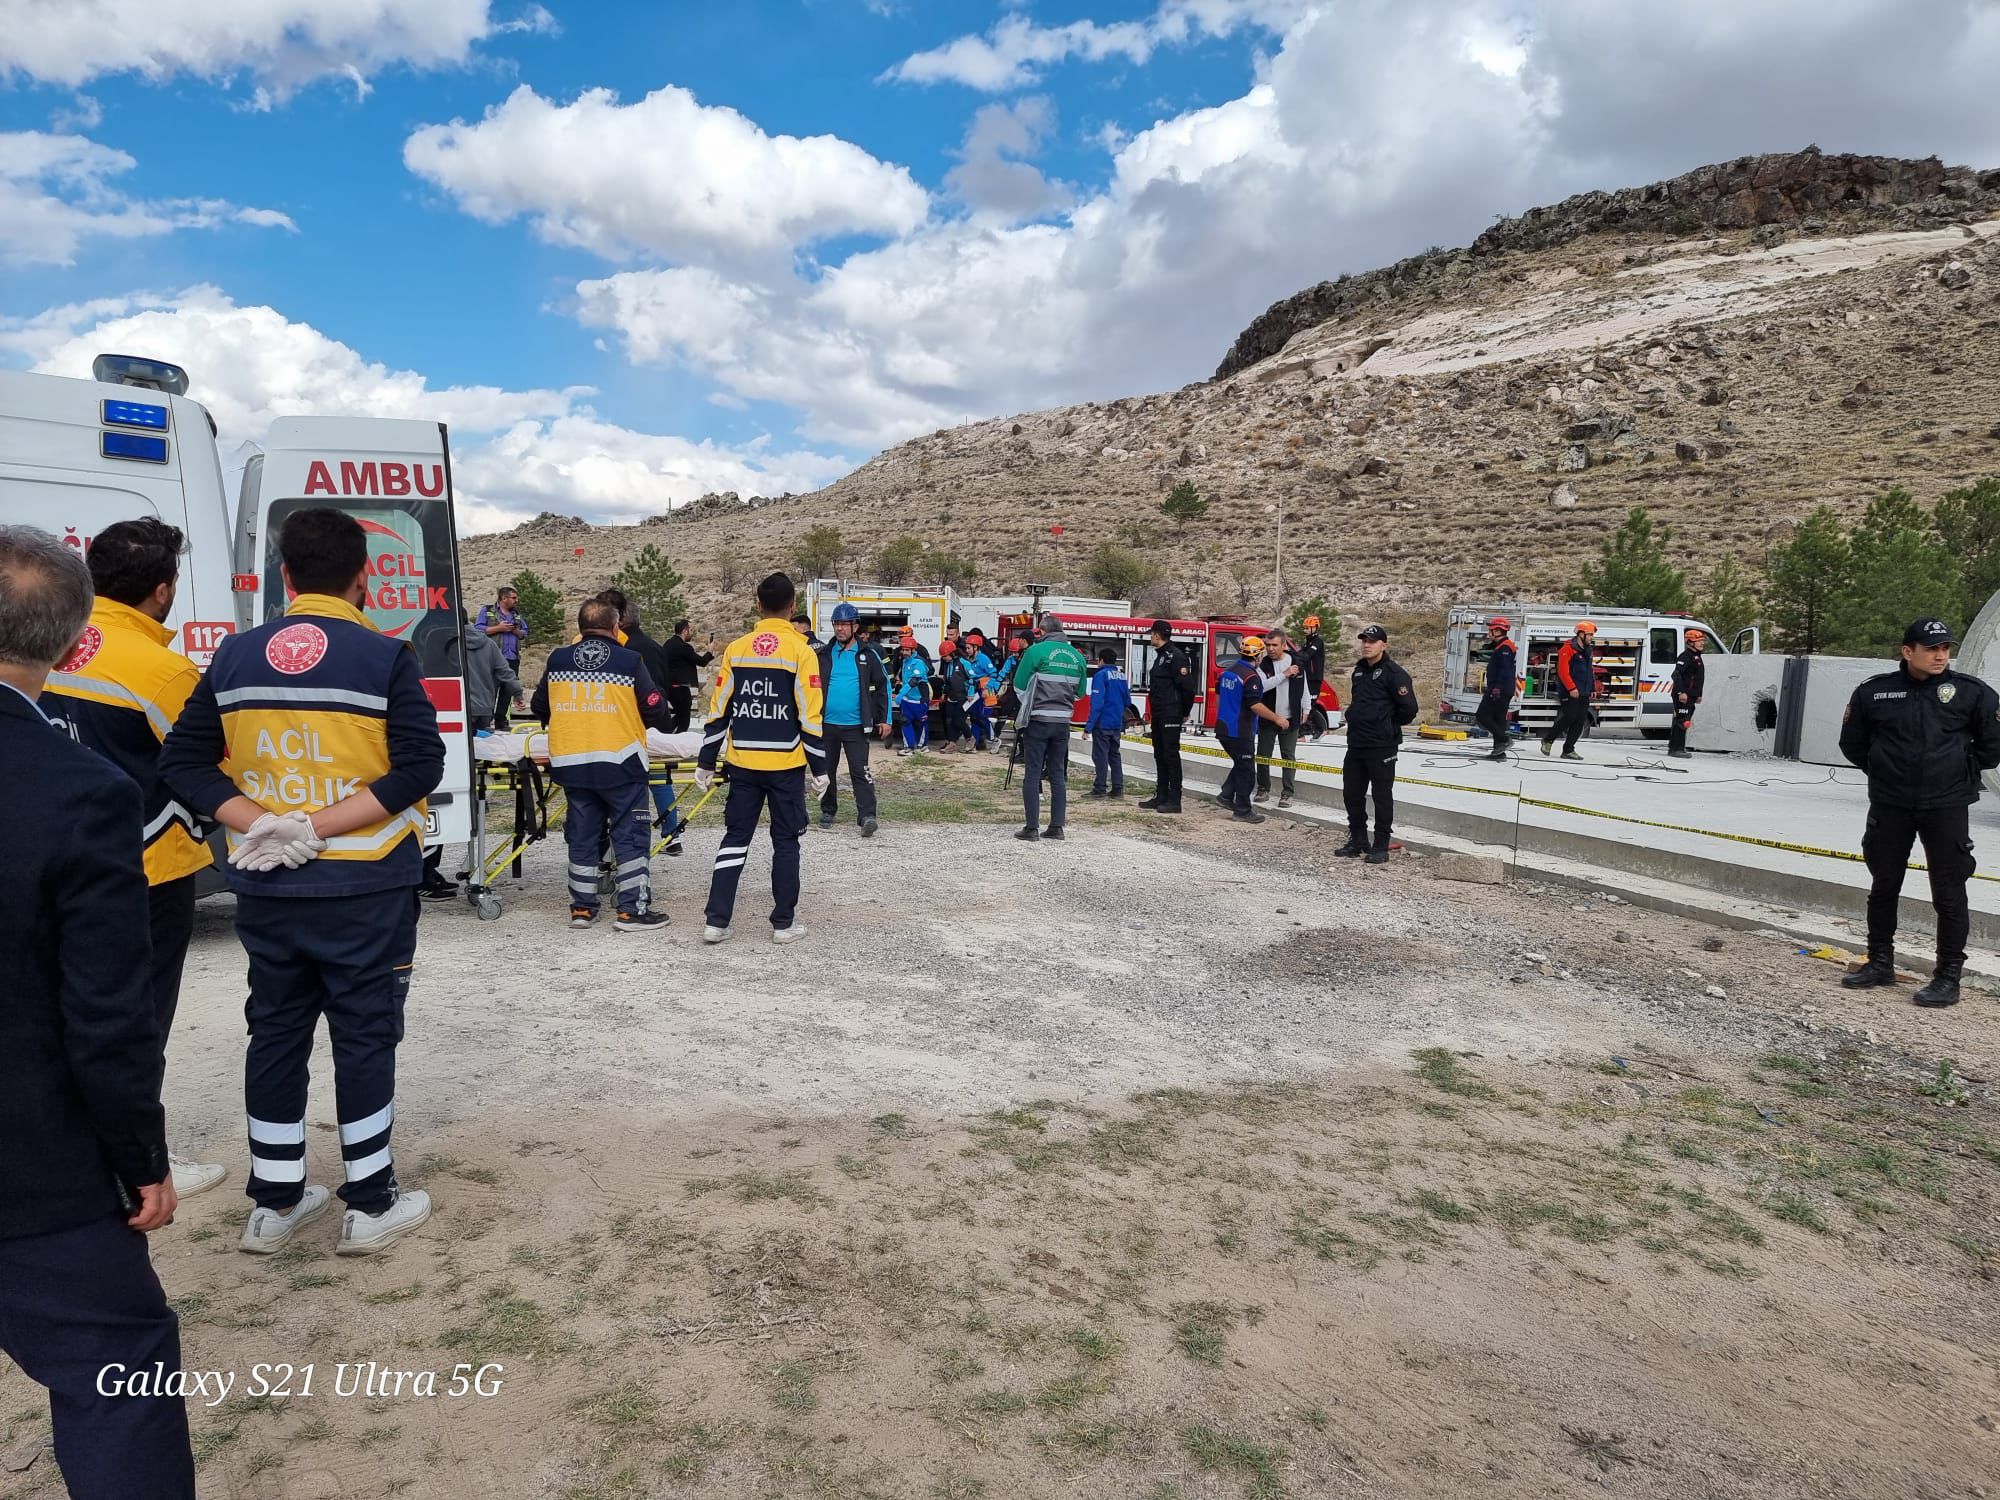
[1839,948,1898,990]
[1333,834,1366,858]
[1913,964,1962,1008]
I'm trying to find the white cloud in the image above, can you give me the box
[945,96,1072,221]
[884,0,1306,90]
[404,84,930,268]
[2,287,844,530]
[574,0,2000,454]
[0,129,292,265]
[0,0,553,103]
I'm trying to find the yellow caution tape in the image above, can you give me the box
[1108,729,1999,883]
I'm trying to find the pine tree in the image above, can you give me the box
[1694,556,1759,643]
[1284,595,1335,641]
[1086,544,1155,599]
[793,526,843,580]
[876,535,925,584]
[1929,476,2000,627]
[1160,480,1209,531]
[1574,507,1691,610]
[1762,506,1851,654]
[609,544,687,635]
[507,569,564,642]
[1836,487,1957,656]
[921,549,979,591]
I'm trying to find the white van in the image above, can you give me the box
[1442,602,1760,737]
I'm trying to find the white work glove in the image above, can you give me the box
[692,767,715,793]
[809,774,829,799]
[229,811,326,872]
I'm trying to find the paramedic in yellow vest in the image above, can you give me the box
[695,572,827,945]
[42,518,227,1200]
[530,597,672,933]
[160,508,444,1258]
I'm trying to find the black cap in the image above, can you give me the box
[1357,624,1387,642]
[1904,618,1956,647]
[1149,618,1173,638]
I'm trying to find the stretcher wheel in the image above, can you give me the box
[475,892,504,922]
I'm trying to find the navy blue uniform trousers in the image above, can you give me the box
[0,1214,195,1499]
[705,766,807,929]
[563,778,653,917]
[237,887,418,1214]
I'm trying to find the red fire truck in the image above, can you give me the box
[991,611,1284,728]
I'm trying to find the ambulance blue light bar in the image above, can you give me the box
[101,398,169,430]
[102,431,170,464]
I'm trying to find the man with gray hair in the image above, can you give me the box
[0,526,196,1496]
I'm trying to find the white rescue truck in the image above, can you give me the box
[1441,602,1760,737]
[804,580,957,654]
[0,355,474,852]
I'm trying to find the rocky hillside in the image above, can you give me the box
[462,149,2000,656]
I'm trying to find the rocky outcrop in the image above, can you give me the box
[1214,149,2000,379]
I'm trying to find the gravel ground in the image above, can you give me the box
[157,758,1997,1168]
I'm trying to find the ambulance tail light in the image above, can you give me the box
[92,353,189,397]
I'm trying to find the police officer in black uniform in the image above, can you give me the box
[1667,629,1706,759]
[1337,624,1418,864]
[1837,617,2000,1008]
[1139,620,1196,815]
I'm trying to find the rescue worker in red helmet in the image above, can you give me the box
[1541,620,1596,761]
[1667,629,1706,759]
[1475,616,1518,763]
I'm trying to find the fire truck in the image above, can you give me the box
[0,355,475,856]
[990,611,1280,727]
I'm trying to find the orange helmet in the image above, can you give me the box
[1241,635,1265,656]
[1302,614,1320,629]
[1575,620,1598,636]
[1686,629,1706,644]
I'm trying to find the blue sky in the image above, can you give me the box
[3,2,1996,530]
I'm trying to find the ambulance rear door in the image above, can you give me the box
[235,417,474,847]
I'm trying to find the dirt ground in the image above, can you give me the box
[5,751,1998,1500]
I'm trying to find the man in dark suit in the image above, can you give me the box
[661,618,715,734]
[0,525,195,1498]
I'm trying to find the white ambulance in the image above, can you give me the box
[0,356,474,851]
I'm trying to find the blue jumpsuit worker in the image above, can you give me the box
[964,631,997,750]
[1541,621,1596,758]
[533,598,672,933]
[1337,624,1418,863]
[897,647,931,752]
[815,602,891,834]
[160,507,445,1257]
[695,572,828,943]
[1139,621,1197,814]
[1085,647,1132,797]
[1836,617,2000,1009]
[41,517,228,1198]
[1667,629,1706,758]
[1213,636,1284,823]
[1475,615,1518,762]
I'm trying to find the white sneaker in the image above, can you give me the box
[240,1184,331,1254]
[702,924,732,945]
[337,1188,432,1256]
[772,923,809,945]
[170,1153,227,1198]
